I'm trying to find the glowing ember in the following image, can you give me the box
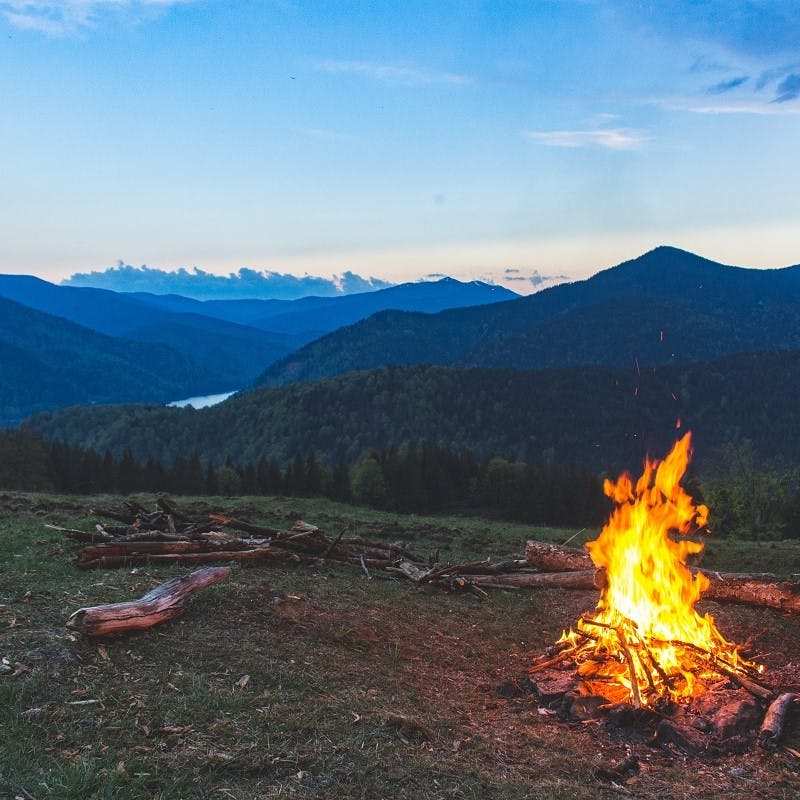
[558,432,760,707]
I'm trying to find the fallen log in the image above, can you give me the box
[469,571,602,590]
[760,692,799,749]
[65,566,231,637]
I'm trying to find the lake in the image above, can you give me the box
[167,391,236,409]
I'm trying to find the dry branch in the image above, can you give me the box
[65,566,231,637]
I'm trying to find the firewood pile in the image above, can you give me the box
[49,497,531,596]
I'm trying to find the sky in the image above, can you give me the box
[1,0,799,293]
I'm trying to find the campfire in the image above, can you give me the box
[554,433,762,707]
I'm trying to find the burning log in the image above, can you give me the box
[526,540,800,615]
[65,566,231,637]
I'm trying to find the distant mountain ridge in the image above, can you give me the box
[0,296,220,425]
[126,277,517,336]
[0,273,517,422]
[0,275,306,389]
[256,246,800,386]
[62,263,393,300]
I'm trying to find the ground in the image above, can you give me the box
[1,493,799,799]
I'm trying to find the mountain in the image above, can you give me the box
[256,247,800,386]
[0,296,221,425]
[0,275,309,387]
[62,264,392,299]
[24,350,800,474]
[0,275,517,388]
[124,277,517,336]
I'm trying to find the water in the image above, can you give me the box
[167,390,236,409]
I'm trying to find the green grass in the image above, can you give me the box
[1,492,800,799]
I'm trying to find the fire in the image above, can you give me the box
[558,432,759,707]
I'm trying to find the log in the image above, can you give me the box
[76,548,290,570]
[526,540,800,614]
[759,692,799,749]
[701,577,800,615]
[65,566,231,637]
[208,513,280,536]
[526,540,779,582]
[469,571,601,590]
[525,540,596,572]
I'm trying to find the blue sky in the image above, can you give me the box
[1,0,799,292]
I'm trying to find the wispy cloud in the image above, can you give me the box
[318,59,471,86]
[707,76,748,94]
[1,1,192,36]
[773,73,800,103]
[525,128,650,150]
[292,126,353,142]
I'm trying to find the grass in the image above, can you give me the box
[1,491,800,799]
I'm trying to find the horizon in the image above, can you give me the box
[2,2,799,290]
[4,240,800,298]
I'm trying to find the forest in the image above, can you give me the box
[24,351,800,475]
[2,427,797,539]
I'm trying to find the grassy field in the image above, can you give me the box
[1,492,799,799]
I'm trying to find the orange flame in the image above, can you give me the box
[559,432,757,706]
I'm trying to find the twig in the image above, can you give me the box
[562,528,587,546]
[322,529,346,559]
[359,554,370,579]
[615,627,642,709]
[529,646,579,674]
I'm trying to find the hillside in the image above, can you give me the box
[0,296,220,425]
[0,274,517,388]
[24,350,800,473]
[256,247,800,385]
[0,275,305,386]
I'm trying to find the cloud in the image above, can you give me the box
[773,73,800,103]
[292,126,352,142]
[1,1,192,35]
[525,128,649,150]
[318,59,471,86]
[707,76,748,94]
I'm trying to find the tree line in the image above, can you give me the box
[0,429,607,527]
[2,428,798,537]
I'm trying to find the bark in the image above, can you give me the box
[525,540,596,572]
[759,692,799,749]
[65,566,231,637]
